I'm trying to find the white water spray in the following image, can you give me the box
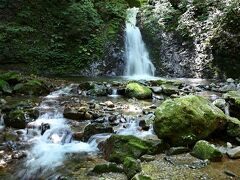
[124,8,155,78]
[23,86,98,176]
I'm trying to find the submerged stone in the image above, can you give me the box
[126,83,152,99]
[153,95,227,146]
[191,140,223,162]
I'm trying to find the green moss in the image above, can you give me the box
[0,80,12,94]
[125,0,147,7]
[103,135,157,163]
[4,109,26,129]
[92,163,123,174]
[153,95,227,146]
[191,140,223,161]
[224,91,240,107]
[123,157,141,179]
[0,71,23,84]
[126,83,152,99]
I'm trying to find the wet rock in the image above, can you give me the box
[105,101,114,108]
[219,83,236,92]
[78,81,94,90]
[126,83,152,99]
[0,80,12,94]
[14,80,49,95]
[63,107,92,121]
[226,117,240,142]
[140,154,155,162]
[123,157,141,179]
[83,123,113,142]
[12,150,27,159]
[191,140,223,162]
[100,134,167,163]
[227,146,240,159]
[131,174,152,180]
[212,98,226,111]
[161,84,179,95]
[139,120,150,131]
[92,162,124,174]
[150,86,162,94]
[224,91,240,119]
[72,132,84,141]
[154,95,227,146]
[87,84,108,96]
[4,110,27,129]
[166,147,190,156]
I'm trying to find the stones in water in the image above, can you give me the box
[124,7,155,78]
[227,146,240,159]
[191,140,223,162]
[126,83,152,99]
[82,123,113,142]
[153,95,227,146]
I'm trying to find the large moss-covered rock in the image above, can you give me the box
[0,72,23,85]
[100,134,167,163]
[14,80,49,95]
[4,110,27,129]
[126,83,152,99]
[123,157,141,179]
[0,80,12,94]
[191,140,223,162]
[224,91,240,119]
[226,117,240,143]
[153,95,227,146]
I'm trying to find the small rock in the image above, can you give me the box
[123,157,141,179]
[131,174,152,180]
[227,78,235,83]
[166,147,190,156]
[105,101,114,108]
[227,146,240,159]
[140,154,155,162]
[139,120,150,131]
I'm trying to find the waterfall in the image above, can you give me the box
[124,8,156,78]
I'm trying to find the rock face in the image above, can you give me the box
[100,134,166,163]
[153,95,227,146]
[126,83,152,99]
[191,140,223,162]
[224,91,240,119]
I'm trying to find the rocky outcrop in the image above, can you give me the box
[153,95,227,146]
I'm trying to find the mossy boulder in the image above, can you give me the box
[0,72,23,85]
[87,84,108,96]
[123,157,141,179]
[99,134,167,163]
[224,91,240,119]
[14,80,49,95]
[153,95,227,146]
[0,80,12,94]
[4,110,27,129]
[226,117,240,142]
[92,162,124,174]
[126,83,152,99]
[191,140,223,162]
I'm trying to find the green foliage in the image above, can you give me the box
[0,0,128,74]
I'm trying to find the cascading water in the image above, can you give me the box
[124,7,156,78]
[21,86,98,178]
